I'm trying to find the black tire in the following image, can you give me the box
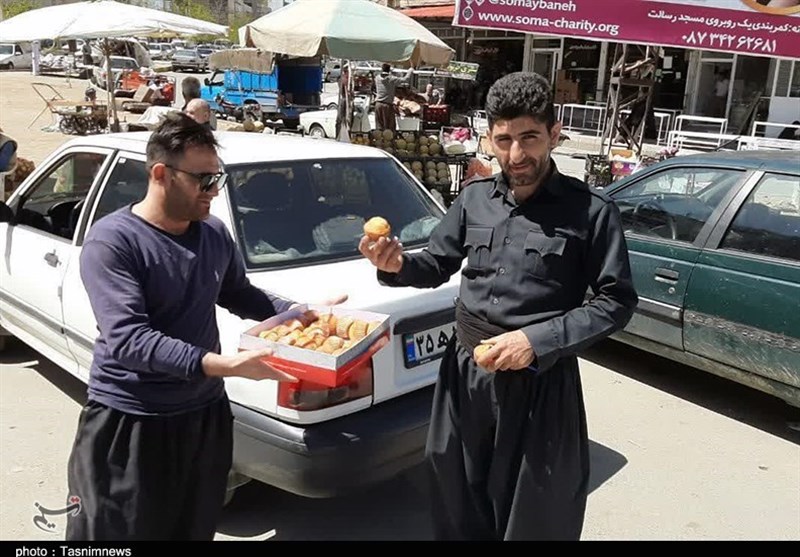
[0,336,7,353]
[59,116,75,135]
[308,124,326,139]
[7,62,13,70]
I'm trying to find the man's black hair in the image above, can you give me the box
[485,72,556,130]
[181,76,202,109]
[381,63,391,73]
[146,111,218,168]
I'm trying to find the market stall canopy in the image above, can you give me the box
[0,0,227,42]
[239,0,455,67]
[208,48,274,73]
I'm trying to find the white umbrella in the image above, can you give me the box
[0,0,227,42]
[240,0,454,68]
[0,0,227,132]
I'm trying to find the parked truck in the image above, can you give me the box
[201,53,323,130]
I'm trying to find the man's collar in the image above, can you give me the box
[490,159,564,202]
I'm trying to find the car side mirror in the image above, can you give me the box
[0,201,14,224]
[204,78,210,86]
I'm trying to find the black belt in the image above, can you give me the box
[456,299,540,372]
[455,300,508,355]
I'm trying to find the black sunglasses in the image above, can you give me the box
[165,164,228,193]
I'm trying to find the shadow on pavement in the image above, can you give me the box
[216,439,626,541]
[582,339,800,444]
[0,337,89,406]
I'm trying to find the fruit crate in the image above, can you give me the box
[422,104,451,129]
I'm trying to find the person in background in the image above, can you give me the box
[65,112,346,540]
[374,63,414,131]
[424,83,443,106]
[778,120,800,140]
[81,40,93,66]
[181,76,217,130]
[712,69,730,118]
[181,76,202,110]
[359,72,637,541]
[185,98,214,131]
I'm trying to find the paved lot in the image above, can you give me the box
[1,69,798,542]
[2,336,798,541]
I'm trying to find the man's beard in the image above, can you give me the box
[503,152,551,189]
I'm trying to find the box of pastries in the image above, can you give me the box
[239,304,390,387]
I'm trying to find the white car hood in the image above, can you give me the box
[0,53,13,63]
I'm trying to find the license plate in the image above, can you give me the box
[403,323,456,368]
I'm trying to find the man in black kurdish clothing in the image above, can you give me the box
[358,72,637,541]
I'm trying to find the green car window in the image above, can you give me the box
[613,167,744,243]
[721,173,800,263]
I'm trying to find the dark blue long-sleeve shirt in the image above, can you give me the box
[80,206,295,416]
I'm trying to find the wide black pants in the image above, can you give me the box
[425,341,590,541]
[65,396,233,541]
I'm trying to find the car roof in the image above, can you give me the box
[651,150,800,174]
[61,131,390,165]
[609,150,800,192]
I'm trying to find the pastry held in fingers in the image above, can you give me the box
[363,216,391,242]
[473,343,494,367]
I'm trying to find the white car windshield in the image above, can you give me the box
[0,45,14,55]
[227,158,443,268]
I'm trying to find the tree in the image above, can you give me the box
[0,0,35,20]
[171,0,215,23]
[227,13,253,45]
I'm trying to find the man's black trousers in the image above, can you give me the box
[425,341,590,541]
[66,395,233,540]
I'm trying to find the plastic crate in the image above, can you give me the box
[422,104,451,129]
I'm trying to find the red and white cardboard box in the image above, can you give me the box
[239,304,390,387]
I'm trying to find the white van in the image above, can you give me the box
[0,43,32,70]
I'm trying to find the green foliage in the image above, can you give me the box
[172,0,215,23]
[1,0,35,20]
[228,13,254,45]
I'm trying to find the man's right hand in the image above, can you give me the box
[358,235,404,274]
[202,349,298,382]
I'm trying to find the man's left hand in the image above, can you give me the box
[478,330,535,373]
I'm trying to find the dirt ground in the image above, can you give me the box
[0,71,99,165]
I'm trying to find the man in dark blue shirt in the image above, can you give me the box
[66,112,339,540]
[359,73,637,540]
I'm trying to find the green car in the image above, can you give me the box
[604,150,800,408]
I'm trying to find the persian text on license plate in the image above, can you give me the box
[403,323,456,368]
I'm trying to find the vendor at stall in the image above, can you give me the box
[375,63,414,131]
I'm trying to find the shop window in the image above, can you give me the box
[774,60,800,98]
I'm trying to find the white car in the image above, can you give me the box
[300,98,421,139]
[0,43,32,70]
[0,132,459,500]
[92,56,140,89]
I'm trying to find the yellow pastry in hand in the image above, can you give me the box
[364,217,391,242]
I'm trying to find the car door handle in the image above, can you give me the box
[654,267,679,284]
[44,251,60,267]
